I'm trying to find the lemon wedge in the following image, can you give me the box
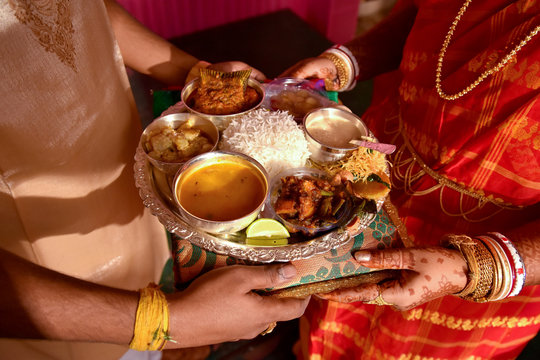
[245,218,290,240]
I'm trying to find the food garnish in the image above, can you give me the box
[317,146,388,182]
[245,218,290,240]
[313,146,391,202]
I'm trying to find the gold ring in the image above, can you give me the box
[365,287,393,306]
[260,322,277,336]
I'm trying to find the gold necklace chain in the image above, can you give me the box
[435,0,540,101]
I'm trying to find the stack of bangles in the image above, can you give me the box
[319,44,359,92]
[445,233,526,302]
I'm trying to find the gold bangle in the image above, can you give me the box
[445,235,478,297]
[478,236,503,301]
[477,235,514,301]
[444,235,494,302]
[129,283,172,351]
[320,52,351,91]
[466,239,494,301]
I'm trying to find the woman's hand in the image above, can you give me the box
[166,264,310,348]
[318,247,469,311]
[279,57,340,90]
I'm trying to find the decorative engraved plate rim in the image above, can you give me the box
[134,145,384,263]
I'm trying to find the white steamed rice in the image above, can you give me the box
[219,109,310,179]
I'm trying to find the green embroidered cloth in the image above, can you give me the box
[171,208,400,292]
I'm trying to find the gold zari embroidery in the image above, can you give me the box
[319,321,366,348]
[403,308,540,330]
[9,0,77,71]
[390,113,522,222]
[375,350,483,360]
[383,199,413,247]
[316,320,486,360]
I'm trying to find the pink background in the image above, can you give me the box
[117,0,361,43]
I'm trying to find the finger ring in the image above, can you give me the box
[365,287,392,306]
[260,322,277,336]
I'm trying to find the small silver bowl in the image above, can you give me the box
[140,113,219,175]
[303,107,369,164]
[181,78,265,131]
[261,77,336,123]
[172,151,268,234]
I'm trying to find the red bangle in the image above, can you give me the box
[488,232,526,297]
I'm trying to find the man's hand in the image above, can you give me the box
[167,264,310,347]
[209,61,266,81]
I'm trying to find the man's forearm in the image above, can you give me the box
[0,249,137,343]
[103,0,199,86]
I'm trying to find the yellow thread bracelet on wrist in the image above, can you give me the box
[129,283,172,351]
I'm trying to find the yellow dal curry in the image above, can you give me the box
[177,161,267,221]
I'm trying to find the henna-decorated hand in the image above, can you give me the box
[279,57,340,91]
[318,247,469,310]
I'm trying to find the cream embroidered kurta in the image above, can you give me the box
[0,0,170,358]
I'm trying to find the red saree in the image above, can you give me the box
[298,0,540,358]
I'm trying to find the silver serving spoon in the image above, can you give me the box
[349,137,396,155]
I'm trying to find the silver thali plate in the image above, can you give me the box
[135,86,386,263]
[134,144,383,263]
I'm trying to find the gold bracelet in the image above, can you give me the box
[444,235,494,302]
[129,283,172,351]
[477,235,514,301]
[477,235,503,301]
[467,239,494,301]
[445,235,478,297]
[319,52,351,91]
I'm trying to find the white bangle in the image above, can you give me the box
[330,45,359,90]
[330,45,359,81]
[488,232,526,297]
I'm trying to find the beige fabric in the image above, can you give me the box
[0,0,170,359]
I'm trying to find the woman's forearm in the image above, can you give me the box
[103,0,199,86]
[345,1,418,80]
[508,218,540,286]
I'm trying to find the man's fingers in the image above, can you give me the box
[233,264,298,291]
[259,295,311,321]
[354,249,416,270]
[249,68,266,81]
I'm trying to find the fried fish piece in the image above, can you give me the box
[189,69,259,115]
